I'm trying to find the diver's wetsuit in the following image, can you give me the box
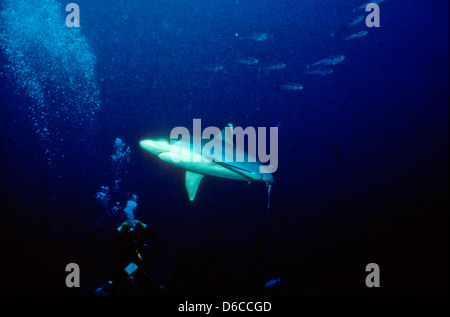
[107,220,155,295]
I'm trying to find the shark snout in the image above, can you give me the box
[140,139,171,156]
[139,140,157,154]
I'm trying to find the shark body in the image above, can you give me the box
[140,133,273,208]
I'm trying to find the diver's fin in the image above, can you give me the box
[185,171,205,201]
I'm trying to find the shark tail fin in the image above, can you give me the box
[267,183,272,210]
[185,171,205,201]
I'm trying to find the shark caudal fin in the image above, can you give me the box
[185,171,205,201]
[267,183,272,210]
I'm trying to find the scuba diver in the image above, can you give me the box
[95,219,155,296]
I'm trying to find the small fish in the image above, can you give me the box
[358,0,386,10]
[261,63,286,71]
[278,82,303,91]
[205,65,224,72]
[330,15,364,38]
[305,67,334,76]
[311,55,345,67]
[236,57,259,65]
[265,278,281,288]
[348,15,364,28]
[344,30,369,40]
[247,32,269,41]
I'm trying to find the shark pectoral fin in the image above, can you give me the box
[185,171,205,201]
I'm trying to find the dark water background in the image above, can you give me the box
[0,0,448,296]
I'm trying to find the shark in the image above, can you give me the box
[139,127,274,208]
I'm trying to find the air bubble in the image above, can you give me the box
[0,0,101,163]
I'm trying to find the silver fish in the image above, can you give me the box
[305,67,334,76]
[311,55,345,67]
[261,63,286,71]
[278,82,303,91]
[348,15,364,28]
[205,65,224,72]
[236,57,259,65]
[247,32,269,41]
[358,0,386,10]
[344,30,369,40]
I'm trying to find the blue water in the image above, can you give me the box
[0,0,448,296]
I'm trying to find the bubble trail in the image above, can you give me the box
[0,0,101,163]
[123,195,139,226]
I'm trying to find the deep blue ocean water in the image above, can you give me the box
[0,0,448,297]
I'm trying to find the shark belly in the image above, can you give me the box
[158,152,250,182]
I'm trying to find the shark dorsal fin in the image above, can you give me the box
[217,123,233,142]
[185,171,205,201]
